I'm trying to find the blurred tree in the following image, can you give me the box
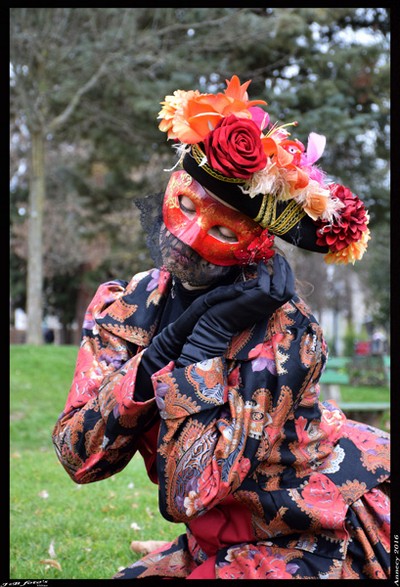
[11,9,125,342]
[10,7,390,342]
[10,8,251,343]
[356,223,390,329]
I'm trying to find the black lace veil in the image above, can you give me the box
[135,191,165,266]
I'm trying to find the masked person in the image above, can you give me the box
[52,76,390,580]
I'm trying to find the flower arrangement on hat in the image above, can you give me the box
[158,75,370,265]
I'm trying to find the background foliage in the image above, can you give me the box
[10,7,390,341]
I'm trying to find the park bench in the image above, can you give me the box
[319,357,350,403]
[319,355,390,427]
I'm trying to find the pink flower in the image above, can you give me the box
[249,106,270,130]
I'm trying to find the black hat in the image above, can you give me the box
[158,75,370,265]
[182,144,328,253]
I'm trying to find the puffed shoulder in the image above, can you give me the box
[93,268,173,346]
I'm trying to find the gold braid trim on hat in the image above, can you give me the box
[254,193,306,235]
[192,144,245,184]
[192,143,306,235]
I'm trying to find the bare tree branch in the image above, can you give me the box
[48,58,111,133]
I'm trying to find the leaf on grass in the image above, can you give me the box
[130,540,169,555]
[40,559,62,571]
[145,507,154,518]
[130,522,142,531]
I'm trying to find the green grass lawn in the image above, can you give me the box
[340,384,390,404]
[10,344,184,580]
[10,344,390,579]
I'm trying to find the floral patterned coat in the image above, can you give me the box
[52,267,390,580]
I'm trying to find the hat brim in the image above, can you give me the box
[182,149,328,254]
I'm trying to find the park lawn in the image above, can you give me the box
[340,384,390,403]
[10,345,390,579]
[10,344,184,580]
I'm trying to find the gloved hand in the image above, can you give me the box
[134,278,248,401]
[177,254,295,367]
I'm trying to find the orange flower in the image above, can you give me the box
[158,75,267,144]
[261,137,293,166]
[284,167,309,191]
[303,192,329,220]
[171,95,224,144]
[157,89,202,140]
[219,74,267,114]
[324,228,370,264]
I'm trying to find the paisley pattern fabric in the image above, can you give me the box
[52,267,390,579]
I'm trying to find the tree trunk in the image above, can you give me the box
[26,130,45,345]
[72,263,98,346]
[345,270,354,330]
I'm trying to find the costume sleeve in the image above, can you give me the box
[152,301,327,523]
[52,280,160,485]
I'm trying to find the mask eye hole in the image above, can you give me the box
[208,225,238,243]
[179,195,196,218]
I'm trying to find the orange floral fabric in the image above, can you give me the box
[52,268,390,579]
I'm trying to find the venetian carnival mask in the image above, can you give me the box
[162,170,263,266]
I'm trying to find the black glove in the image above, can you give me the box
[178,254,295,367]
[134,279,246,401]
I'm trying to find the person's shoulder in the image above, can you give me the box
[125,269,154,290]
[290,295,317,321]
[95,268,165,297]
[124,267,171,297]
[269,295,320,335]
[87,279,129,315]
[88,269,160,314]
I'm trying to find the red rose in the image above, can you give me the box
[316,183,369,252]
[203,114,267,180]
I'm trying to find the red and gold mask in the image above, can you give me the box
[162,170,264,266]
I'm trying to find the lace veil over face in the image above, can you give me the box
[135,192,239,287]
[135,191,165,267]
